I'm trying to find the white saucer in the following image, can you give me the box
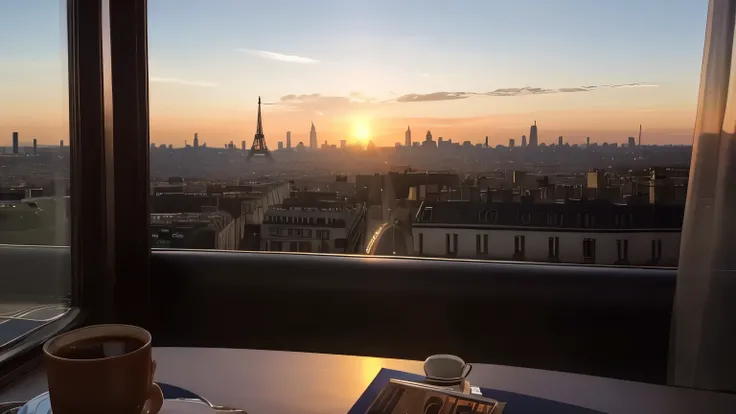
[17,394,217,414]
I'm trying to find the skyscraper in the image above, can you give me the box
[558,136,563,146]
[405,126,411,147]
[586,136,591,147]
[529,121,538,148]
[521,135,527,148]
[241,140,246,151]
[60,140,64,149]
[33,138,37,154]
[309,122,317,150]
[278,142,284,150]
[12,132,18,154]
[509,138,515,148]
[193,133,199,148]
[628,137,637,147]
[286,131,292,149]
[485,136,489,148]
[340,140,347,149]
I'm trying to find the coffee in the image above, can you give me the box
[55,335,145,360]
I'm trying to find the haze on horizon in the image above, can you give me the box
[1,0,707,148]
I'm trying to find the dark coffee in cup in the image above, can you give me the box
[43,325,163,414]
[55,335,146,360]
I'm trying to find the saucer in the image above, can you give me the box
[17,383,206,414]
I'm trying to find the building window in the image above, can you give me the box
[479,210,488,223]
[421,207,433,221]
[580,213,594,228]
[514,235,525,259]
[520,212,531,224]
[303,229,312,237]
[289,241,298,252]
[316,218,326,225]
[271,241,282,252]
[446,233,458,256]
[269,228,281,237]
[617,239,629,262]
[418,233,424,255]
[298,241,312,252]
[476,234,488,255]
[548,237,560,260]
[316,230,330,239]
[546,213,564,226]
[651,239,662,262]
[583,238,596,262]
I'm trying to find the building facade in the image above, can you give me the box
[412,200,683,266]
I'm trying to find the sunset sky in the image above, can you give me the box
[1,0,707,148]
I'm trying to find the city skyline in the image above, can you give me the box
[1,0,707,147]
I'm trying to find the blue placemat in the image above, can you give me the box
[347,368,605,414]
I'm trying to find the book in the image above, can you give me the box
[348,368,605,414]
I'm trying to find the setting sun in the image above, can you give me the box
[352,121,372,144]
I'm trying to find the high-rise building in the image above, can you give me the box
[509,138,515,148]
[558,136,563,146]
[628,137,637,147]
[529,121,538,148]
[277,142,284,150]
[286,131,292,149]
[241,140,246,151]
[60,140,64,149]
[193,133,199,148]
[33,138,37,154]
[309,122,317,150]
[340,140,347,149]
[485,136,489,148]
[12,132,19,154]
[586,137,591,147]
[521,135,527,148]
[405,126,411,147]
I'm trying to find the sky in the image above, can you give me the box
[0,0,708,148]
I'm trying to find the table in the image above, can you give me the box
[3,348,736,413]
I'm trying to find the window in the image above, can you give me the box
[476,234,488,255]
[548,237,560,260]
[269,228,281,237]
[583,239,596,262]
[270,241,283,251]
[421,207,433,221]
[144,0,689,269]
[617,240,629,263]
[445,233,458,256]
[514,236,525,259]
[0,0,74,363]
[651,239,663,262]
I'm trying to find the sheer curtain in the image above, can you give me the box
[670,0,736,392]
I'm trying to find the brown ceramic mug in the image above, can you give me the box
[43,324,163,414]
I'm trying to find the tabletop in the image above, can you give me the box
[2,347,736,413]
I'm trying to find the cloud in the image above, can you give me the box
[149,77,218,87]
[393,82,659,102]
[397,92,469,102]
[238,49,319,64]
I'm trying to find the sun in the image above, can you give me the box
[352,122,372,144]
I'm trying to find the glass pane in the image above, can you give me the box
[0,0,71,347]
[148,1,701,267]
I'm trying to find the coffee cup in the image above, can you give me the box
[43,324,163,414]
[423,354,472,383]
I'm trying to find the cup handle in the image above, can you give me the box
[461,363,472,378]
[141,382,164,414]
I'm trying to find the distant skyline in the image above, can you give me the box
[1,0,707,147]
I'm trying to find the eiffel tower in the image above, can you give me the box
[247,96,274,162]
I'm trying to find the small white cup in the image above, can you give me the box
[423,354,472,381]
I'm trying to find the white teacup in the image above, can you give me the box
[423,354,472,382]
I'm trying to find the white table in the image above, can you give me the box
[3,347,736,413]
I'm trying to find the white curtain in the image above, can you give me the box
[670,0,736,392]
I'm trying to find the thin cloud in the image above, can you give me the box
[239,49,319,64]
[394,82,659,102]
[397,92,469,102]
[150,77,218,87]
